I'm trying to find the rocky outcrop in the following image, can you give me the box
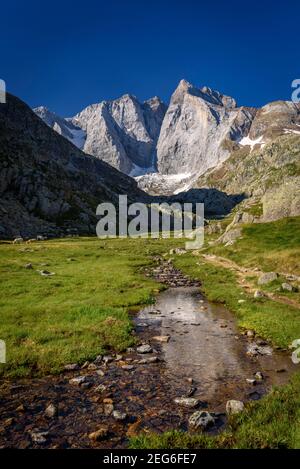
[249,101,300,140]
[262,177,300,222]
[34,106,86,150]
[196,134,300,222]
[156,79,256,177]
[35,95,167,176]
[0,94,147,239]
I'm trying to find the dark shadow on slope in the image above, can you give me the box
[150,188,246,218]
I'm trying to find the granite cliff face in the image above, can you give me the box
[0,94,146,239]
[35,80,300,196]
[156,79,256,177]
[35,95,167,176]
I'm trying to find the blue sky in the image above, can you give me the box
[1,0,299,116]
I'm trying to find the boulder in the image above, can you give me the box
[258,272,278,285]
[189,411,215,430]
[136,344,153,354]
[226,400,244,415]
[174,397,200,408]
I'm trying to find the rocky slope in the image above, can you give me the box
[35,95,167,176]
[196,134,300,222]
[0,94,147,239]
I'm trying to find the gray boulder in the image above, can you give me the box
[258,272,278,285]
[189,411,215,431]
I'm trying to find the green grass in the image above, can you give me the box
[0,237,184,377]
[1,219,300,448]
[209,216,300,276]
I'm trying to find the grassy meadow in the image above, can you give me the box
[0,217,300,448]
[0,237,184,377]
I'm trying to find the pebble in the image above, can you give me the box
[16,404,25,412]
[136,344,153,354]
[138,357,159,364]
[45,404,57,418]
[95,384,106,393]
[246,379,256,385]
[30,431,49,444]
[94,355,103,365]
[88,427,108,441]
[174,397,200,408]
[81,382,92,389]
[151,336,170,343]
[103,355,114,364]
[112,410,127,421]
[254,371,264,381]
[64,363,79,371]
[88,363,97,370]
[69,376,87,386]
[189,411,215,430]
[104,403,114,416]
[121,365,135,371]
[254,290,265,299]
[226,400,244,414]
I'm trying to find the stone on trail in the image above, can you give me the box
[281,283,297,292]
[258,272,278,285]
[174,397,200,408]
[254,290,265,299]
[226,400,244,414]
[189,411,215,430]
[136,344,153,354]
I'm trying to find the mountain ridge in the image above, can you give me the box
[35,80,300,194]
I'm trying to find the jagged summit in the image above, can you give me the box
[34,79,300,194]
